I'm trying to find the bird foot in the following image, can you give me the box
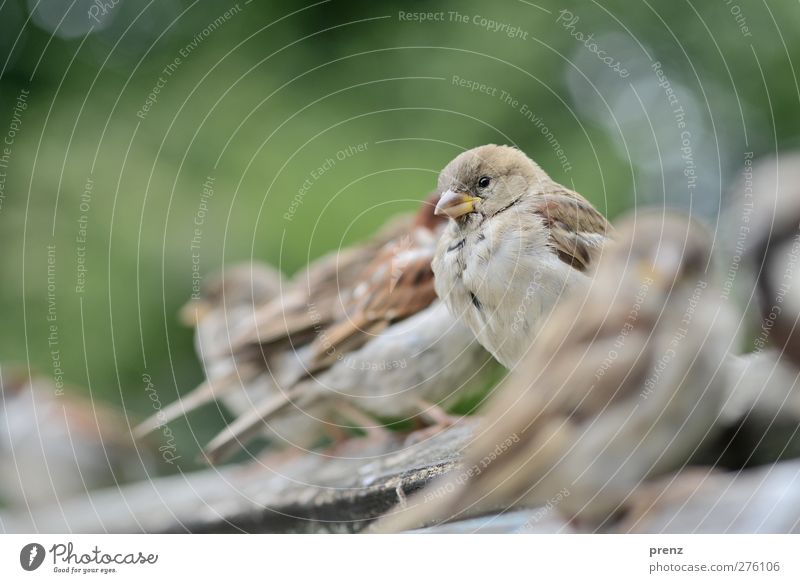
[249,446,306,470]
[403,418,460,446]
[417,399,463,433]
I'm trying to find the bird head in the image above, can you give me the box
[434,144,550,221]
[607,211,713,298]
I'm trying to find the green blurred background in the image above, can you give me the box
[1,0,798,473]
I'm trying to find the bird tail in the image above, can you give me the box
[133,364,260,439]
[201,382,318,464]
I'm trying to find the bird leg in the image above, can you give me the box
[406,399,463,443]
[417,399,462,427]
[252,446,307,470]
[332,400,393,443]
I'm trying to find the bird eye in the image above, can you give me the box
[478,176,491,189]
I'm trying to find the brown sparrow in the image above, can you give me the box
[373,211,736,532]
[715,153,800,431]
[722,350,800,425]
[202,195,496,463]
[432,144,612,368]
[743,153,800,368]
[135,261,339,454]
[135,262,284,435]
[1,366,148,507]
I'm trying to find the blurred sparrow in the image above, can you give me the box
[135,262,284,436]
[136,215,413,437]
[0,365,148,507]
[202,194,496,462]
[181,262,284,416]
[230,214,412,357]
[744,153,800,368]
[135,261,337,453]
[373,211,736,532]
[713,153,800,433]
[721,350,800,424]
[432,144,612,368]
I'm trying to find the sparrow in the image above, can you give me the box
[136,214,413,439]
[0,365,148,508]
[201,194,496,463]
[432,144,612,368]
[372,211,736,532]
[135,261,339,454]
[721,350,800,425]
[712,153,800,434]
[135,262,285,436]
[743,153,800,369]
[181,262,284,416]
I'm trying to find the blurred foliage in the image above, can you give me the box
[1,0,798,472]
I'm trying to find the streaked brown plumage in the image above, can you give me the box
[138,195,495,463]
[203,194,495,462]
[432,144,612,368]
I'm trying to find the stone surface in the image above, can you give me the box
[0,421,478,533]
[3,413,800,534]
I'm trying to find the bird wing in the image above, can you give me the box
[201,218,440,462]
[534,190,612,272]
[228,215,414,355]
[200,243,440,463]
[303,230,439,373]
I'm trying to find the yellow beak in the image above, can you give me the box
[435,189,480,219]
[179,299,211,327]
